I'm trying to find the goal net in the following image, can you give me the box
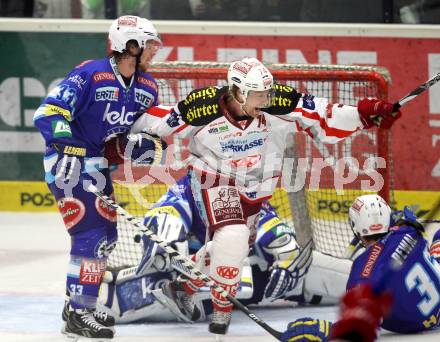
[108,62,392,269]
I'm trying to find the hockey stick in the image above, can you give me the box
[88,184,283,341]
[392,72,440,111]
[421,219,440,224]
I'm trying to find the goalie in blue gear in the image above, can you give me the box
[250,201,313,303]
[98,175,351,323]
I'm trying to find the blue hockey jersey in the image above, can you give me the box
[34,57,159,156]
[347,225,440,333]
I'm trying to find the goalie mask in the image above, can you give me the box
[227,57,274,108]
[109,15,162,53]
[349,194,391,238]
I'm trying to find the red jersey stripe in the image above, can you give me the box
[147,106,172,118]
[294,108,357,138]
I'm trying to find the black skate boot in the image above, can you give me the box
[65,307,114,340]
[209,310,231,336]
[152,280,201,322]
[62,299,115,333]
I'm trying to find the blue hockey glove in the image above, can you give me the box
[264,240,313,301]
[124,132,167,166]
[281,317,333,342]
[104,132,167,166]
[430,229,440,262]
[264,267,294,300]
[390,206,424,233]
[391,206,417,226]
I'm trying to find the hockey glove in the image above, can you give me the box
[430,229,440,263]
[358,98,402,129]
[104,131,167,166]
[264,267,294,301]
[137,213,188,276]
[281,317,333,342]
[391,206,425,233]
[264,239,313,301]
[51,141,87,182]
[331,283,392,342]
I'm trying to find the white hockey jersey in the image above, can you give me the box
[132,84,364,203]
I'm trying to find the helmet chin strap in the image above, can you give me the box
[232,91,254,118]
[235,99,253,118]
[134,47,143,71]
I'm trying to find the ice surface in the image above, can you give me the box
[0,212,439,341]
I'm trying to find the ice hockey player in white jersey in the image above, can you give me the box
[127,57,401,336]
[98,200,351,325]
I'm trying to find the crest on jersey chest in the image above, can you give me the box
[102,103,137,125]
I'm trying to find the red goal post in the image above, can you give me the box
[108,61,392,269]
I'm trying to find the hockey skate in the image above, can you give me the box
[62,300,115,335]
[152,280,201,322]
[64,307,114,341]
[209,310,231,338]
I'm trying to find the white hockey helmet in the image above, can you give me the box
[109,15,162,53]
[349,194,391,238]
[227,57,274,101]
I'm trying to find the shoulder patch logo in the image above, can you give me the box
[137,76,158,92]
[178,86,225,126]
[93,72,116,83]
[183,87,218,106]
[52,120,72,138]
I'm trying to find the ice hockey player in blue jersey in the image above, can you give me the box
[344,195,440,336]
[282,195,440,342]
[33,15,165,340]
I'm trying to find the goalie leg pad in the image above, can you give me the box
[99,268,175,323]
[301,251,352,304]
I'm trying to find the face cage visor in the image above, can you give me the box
[244,88,275,109]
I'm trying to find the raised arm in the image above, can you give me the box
[266,83,401,144]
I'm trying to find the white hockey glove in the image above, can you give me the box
[264,239,313,301]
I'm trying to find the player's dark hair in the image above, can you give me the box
[111,40,140,62]
[363,232,388,244]
[226,84,240,103]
